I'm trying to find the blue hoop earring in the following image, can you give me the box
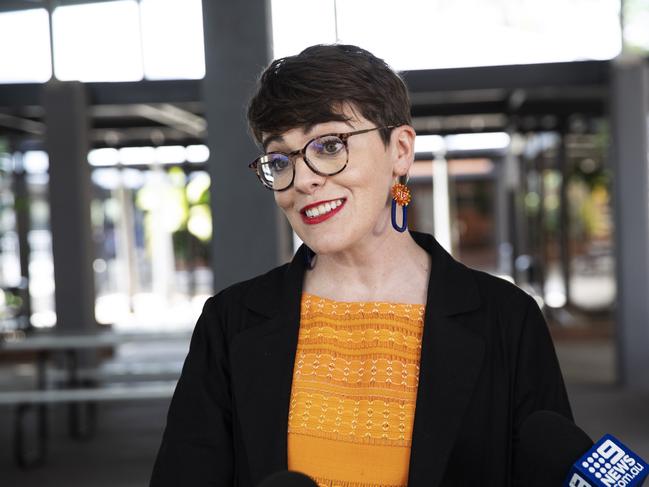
[391,198,408,232]
[390,182,411,233]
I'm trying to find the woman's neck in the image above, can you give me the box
[303,230,431,305]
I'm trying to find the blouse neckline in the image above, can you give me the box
[302,292,426,309]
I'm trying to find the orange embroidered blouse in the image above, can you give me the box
[287,293,425,487]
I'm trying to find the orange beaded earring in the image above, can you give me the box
[391,181,411,232]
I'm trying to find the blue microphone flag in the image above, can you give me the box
[565,434,648,487]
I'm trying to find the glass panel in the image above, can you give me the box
[0,147,22,333]
[623,0,649,54]
[52,0,143,82]
[451,164,498,271]
[89,147,212,330]
[23,151,56,329]
[271,0,337,58]
[337,0,621,70]
[272,0,622,69]
[565,132,616,313]
[0,9,52,83]
[140,0,205,79]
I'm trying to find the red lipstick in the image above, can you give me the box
[300,198,346,225]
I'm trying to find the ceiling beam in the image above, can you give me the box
[0,80,202,108]
[0,0,128,13]
[402,60,610,93]
[0,113,44,135]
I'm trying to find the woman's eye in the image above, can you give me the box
[269,156,290,172]
[313,137,344,155]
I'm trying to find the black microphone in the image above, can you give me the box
[515,410,594,486]
[257,470,318,487]
[516,411,649,486]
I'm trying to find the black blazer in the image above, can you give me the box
[150,232,572,487]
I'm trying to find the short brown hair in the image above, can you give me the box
[247,44,411,146]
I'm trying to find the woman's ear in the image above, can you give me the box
[391,125,416,178]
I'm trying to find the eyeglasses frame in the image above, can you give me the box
[248,125,398,191]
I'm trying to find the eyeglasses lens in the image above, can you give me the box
[306,136,347,175]
[258,153,292,190]
[256,135,348,190]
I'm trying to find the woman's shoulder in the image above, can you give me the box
[456,265,551,351]
[465,264,540,317]
[205,261,292,314]
[196,261,294,341]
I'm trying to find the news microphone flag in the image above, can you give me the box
[565,434,648,487]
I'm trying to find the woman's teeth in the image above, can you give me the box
[305,199,344,218]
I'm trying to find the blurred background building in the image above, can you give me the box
[0,0,647,485]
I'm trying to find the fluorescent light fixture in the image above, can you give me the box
[119,147,156,166]
[23,151,49,174]
[186,145,210,163]
[91,168,121,190]
[88,148,120,167]
[155,146,187,164]
[91,146,207,166]
[416,133,510,155]
[91,167,144,190]
[415,135,445,154]
[445,132,510,152]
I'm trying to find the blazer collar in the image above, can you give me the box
[233,232,484,487]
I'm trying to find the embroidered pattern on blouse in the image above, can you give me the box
[288,294,424,447]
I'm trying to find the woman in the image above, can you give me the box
[151,44,572,487]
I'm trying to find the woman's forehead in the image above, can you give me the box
[262,118,360,151]
[261,102,367,150]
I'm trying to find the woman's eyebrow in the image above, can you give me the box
[262,134,285,152]
[303,120,356,137]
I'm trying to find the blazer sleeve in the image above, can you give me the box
[512,295,573,426]
[511,295,573,486]
[150,294,234,486]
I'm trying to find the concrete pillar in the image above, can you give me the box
[201,0,282,292]
[42,81,97,333]
[611,59,649,389]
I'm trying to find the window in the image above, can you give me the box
[53,0,143,82]
[271,0,622,69]
[140,0,205,80]
[0,9,52,83]
[49,0,206,82]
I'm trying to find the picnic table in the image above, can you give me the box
[0,328,191,467]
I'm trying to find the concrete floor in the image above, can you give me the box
[1,339,648,487]
[0,399,168,487]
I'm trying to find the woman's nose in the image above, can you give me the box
[292,156,326,193]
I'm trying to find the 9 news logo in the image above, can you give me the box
[565,435,648,487]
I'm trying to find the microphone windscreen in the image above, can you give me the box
[258,470,318,487]
[515,410,594,486]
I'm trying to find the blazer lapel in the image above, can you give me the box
[407,232,485,487]
[229,247,308,486]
